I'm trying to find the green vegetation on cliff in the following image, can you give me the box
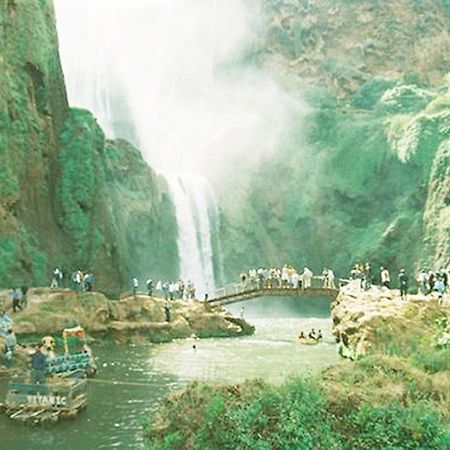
[0,0,180,291]
[0,0,67,287]
[56,108,179,292]
[217,0,450,279]
[58,108,109,266]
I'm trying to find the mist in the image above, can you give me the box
[226,296,333,319]
[54,0,298,181]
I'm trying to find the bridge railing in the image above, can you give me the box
[208,276,345,302]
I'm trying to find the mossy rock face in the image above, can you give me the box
[0,1,180,291]
[0,0,67,287]
[55,110,179,292]
[215,1,450,281]
[103,139,179,286]
[217,74,450,281]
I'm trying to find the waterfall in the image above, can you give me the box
[54,0,290,293]
[163,172,220,296]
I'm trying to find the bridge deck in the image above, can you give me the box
[208,283,339,306]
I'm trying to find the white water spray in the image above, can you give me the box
[163,172,219,295]
[54,0,291,293]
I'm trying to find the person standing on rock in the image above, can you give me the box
[73,270,83,292]
[51,267,62,289]
[12,288,22,313]
[380,267,390,289]
[417,269,429,295]
[398,269,409,300]
[433,276,446,305]
[132,278,139,295]
[363,263,372,290]
[162,282,170,300]
[20,285,28,308]
[146,278,153,296]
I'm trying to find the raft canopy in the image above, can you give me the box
[62,326,87,354]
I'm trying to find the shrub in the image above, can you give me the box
[343,402,450,450]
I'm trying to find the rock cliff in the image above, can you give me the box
[217,0,450,280]
[2,0,450,290]
[0,1,178,291]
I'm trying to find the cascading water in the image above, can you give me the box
[54,0,290,293]
[163,172,219,296]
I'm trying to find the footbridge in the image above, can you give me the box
[207,277,344,306]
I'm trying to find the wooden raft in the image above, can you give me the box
[1,375,87,424]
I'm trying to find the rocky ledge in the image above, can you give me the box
[332,281,450,356]
[3,289,254,343]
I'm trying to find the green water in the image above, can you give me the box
[0,297,338,449]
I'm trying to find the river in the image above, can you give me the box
[1,296,338,449]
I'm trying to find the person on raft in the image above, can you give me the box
[298,331,306,340]
[297,329,322,342]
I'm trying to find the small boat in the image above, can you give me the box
[0,371,88,424]
[298,337,321,345]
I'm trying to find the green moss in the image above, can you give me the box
[0,227,48,287]
[57,108,107,265]
[352,77,397,109]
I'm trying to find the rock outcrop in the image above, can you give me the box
[6,289,254,342]
[332,281,450,355]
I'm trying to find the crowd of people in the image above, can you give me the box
[131,277,198,301]
[51,267,95,292]
[238,265,336,290]
[350,263,449,304]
